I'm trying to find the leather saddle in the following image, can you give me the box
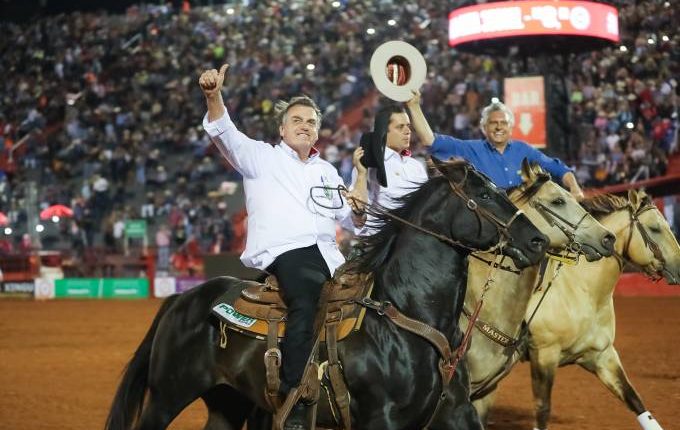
[214,271,373,341]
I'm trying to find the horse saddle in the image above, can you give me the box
[211,271,374,342]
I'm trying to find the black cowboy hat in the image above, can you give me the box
[359,109,391,187]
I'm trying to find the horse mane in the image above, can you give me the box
[346,177,446,274]
[507,171,551,202]
[581,193,629,216]
[347,158,472,274]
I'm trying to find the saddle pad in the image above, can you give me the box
[211,291,366,341]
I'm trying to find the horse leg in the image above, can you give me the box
[529,345,560,430]
[472,389,498,428]
[578,347,663,430]
[425,395,484,430]
[202,385,256,430]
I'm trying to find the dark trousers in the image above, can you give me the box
[267,245,331,394]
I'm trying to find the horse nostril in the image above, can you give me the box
[532,235,548,251]
[602,233,616,252]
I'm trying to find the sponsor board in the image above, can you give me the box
[103,278,149,298]
[54,278,149,299]
[1,282,35,294]
[212,303,257,328]
[34,278,56,300]
[176,276,205,294]
[154,277,177,298]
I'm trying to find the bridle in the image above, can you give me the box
[311,165,525,253]
[529,199,589,256]
[615,203,665,279]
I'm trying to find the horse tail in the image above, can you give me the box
[105,294,179,430]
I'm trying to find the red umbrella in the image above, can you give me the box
[40,204,74,220]
[0,212,8,226]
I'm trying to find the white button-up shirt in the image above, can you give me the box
[352,147,428,236]
[203,109,352,274]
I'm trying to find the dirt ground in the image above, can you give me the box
[0,296,678,430]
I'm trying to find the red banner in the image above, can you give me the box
[504,76,546,148]
[449,1,620,47]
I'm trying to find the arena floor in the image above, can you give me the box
[0,297,678,430]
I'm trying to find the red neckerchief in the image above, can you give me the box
[400,149,412,157]
[309,146,320,157]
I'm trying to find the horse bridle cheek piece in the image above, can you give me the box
[617,204,665,279]
[530,199,589,256]
[447,170,523,249]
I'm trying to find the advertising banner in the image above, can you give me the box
[1,282,35,294]
[55,278,101,298]
[449,1,620,47]
[176,276,205,294]
[34,278,56,300]
[504,76,547,148]
[54,278,148,299]
[102,278,148,298]
[154,276,177,298]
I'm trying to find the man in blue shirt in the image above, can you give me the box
[407,91,584,199]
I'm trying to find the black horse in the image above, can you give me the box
[106,158,548,430]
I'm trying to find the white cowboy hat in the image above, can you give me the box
[370,40,427,102]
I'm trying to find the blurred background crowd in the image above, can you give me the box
[0,0,677,274]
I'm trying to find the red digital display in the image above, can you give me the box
[449,1,620,47]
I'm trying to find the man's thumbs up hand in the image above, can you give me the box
[199,64,230,98]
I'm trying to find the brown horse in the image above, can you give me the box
[480,189,680,430]
[461,160,614,423]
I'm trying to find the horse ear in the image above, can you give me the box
[628,188,641,209]
[431,156,447,175]
[431,156,466,182]
[520,158,535,184]
[530,161,545,176]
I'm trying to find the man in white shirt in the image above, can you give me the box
[353,104,428,236]
[199,64,367,429]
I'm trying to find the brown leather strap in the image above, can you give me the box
[461,306,518,348]
[325,321,352,430]
[264,316,282,410]
[380,304,453,364]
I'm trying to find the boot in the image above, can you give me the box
[283,401,311,430]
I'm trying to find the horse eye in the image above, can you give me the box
[480,191,491,200]
[551,197,566,206]
[649,226,661,234]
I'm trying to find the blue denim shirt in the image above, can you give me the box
[429,134,572,189]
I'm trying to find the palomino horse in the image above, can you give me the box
[461,160,615,423]
[105,158,549,430]
[479,189,680,430]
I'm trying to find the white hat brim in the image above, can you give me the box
[370,41,427,102]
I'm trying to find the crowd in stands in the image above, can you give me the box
[0,0,677,272]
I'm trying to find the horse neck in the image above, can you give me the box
[467,253,538,333]
[373,231,467,335]
[602,209,634,259]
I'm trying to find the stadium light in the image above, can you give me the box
[387,19,397,26]
[226,8,235,15]
[647,38,655,45]
[661,35,669,42]
[331,1,341,8]
[366,28,376,35]
[52,215,60,223]
[619,45,628,52]
[306,64,316,71]
[4,227,11,235]
[36,224,45,233]
[626,122,634,129]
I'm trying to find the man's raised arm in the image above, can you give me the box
[199,64,229,122]
[405,90,434,147]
